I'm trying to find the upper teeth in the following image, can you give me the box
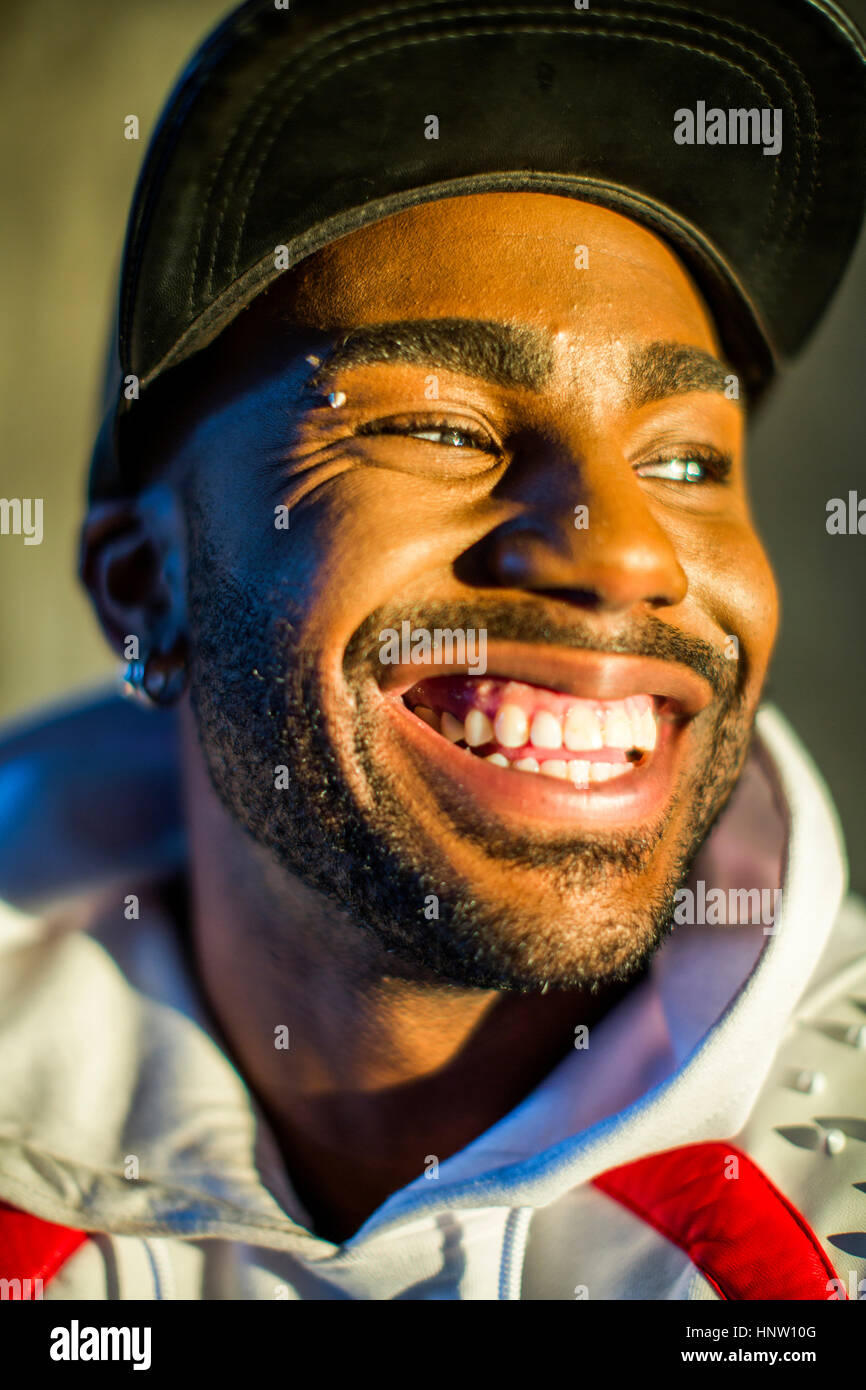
[564,704,603,750]
[441,711,465,743]
[416,698,657,754]
[494,704,529,748]
[602,707,633,749]
[530,710,562,749]
[465,708,494,747]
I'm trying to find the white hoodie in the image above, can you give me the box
[0,693,863,1300]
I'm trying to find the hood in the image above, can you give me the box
[0,692,849,1276]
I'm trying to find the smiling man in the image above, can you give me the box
[177,195,761,1003]
[0,0,865,1303]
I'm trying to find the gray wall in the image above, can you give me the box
[747,0,866,896]
[1,1,863,892]
[749,221,866,893]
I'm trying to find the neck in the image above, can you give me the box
[180,705,630,1243]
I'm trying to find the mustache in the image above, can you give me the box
[344,600,740,703]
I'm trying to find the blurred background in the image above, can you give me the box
[0,0,864,892]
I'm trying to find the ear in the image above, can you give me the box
[79,483,188,697]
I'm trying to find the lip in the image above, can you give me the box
[375,645,709,832]
[377,642,714,717]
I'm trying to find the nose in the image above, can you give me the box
[475,436,688,615]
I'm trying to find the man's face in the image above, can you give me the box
[179,192,778,991]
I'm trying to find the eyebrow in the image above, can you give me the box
[307,318,555,392]
[307,319,738,408]
[628,342,739,409]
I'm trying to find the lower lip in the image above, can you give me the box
[380,696,688,830]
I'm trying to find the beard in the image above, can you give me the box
[184,504,756,995]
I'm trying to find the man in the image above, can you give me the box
[0,0,864,1300]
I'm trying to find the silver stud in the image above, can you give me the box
[824,1129,846,1156]
[328,390,347,408]
[305,354,322,367]
[120,658,155,707]
[794,1069,826,1095]
[844,1023,866,1048]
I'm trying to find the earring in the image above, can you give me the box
[120,653,186,707]
[121,658,151,705]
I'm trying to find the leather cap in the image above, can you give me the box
[89,0,866,499]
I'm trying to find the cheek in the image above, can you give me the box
[736,536,778,653]
[680,517,779,687]
[259,470,469,662]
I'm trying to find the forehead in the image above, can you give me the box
[284,191,722,368]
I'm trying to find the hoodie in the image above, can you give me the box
[0,692,863,1300]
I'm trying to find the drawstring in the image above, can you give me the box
[142,1237,176,1300]
[498,1207,533,1300]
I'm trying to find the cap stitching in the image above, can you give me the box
[131,0,827,399]
[218,22,786,298]
[193,2,506,303]
[625,2,818,282]
[143,170,775,395]
[181,3,816,324]
[185,2,394,312]
[183,3,793,304]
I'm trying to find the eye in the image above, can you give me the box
[636,449,732,484]
[411,426,481,448]
[355,416,500,454]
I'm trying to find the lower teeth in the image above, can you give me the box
[478,750,636,787]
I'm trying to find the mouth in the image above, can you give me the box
[401,676,658,787]
[376,646,714,830]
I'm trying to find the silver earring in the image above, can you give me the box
[120,657,156,706]
[120,647,187,707]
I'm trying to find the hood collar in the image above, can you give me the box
[0,696,847,1251]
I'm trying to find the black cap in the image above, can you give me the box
[89,0,866,499]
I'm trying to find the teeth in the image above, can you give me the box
[563,705,604,752]
[413,705,440,731]
[408,691,656,775]
[539,760,568,779]
[601,707,635,750]
[637,708,657,751]
[441,711,465,743]
[529,710,562,749]
[465,708,494,747]
[589,761,633,783]
[494,703,529,749]
[568,759,591,788]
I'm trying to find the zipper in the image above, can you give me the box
[498,1207,533,1300]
